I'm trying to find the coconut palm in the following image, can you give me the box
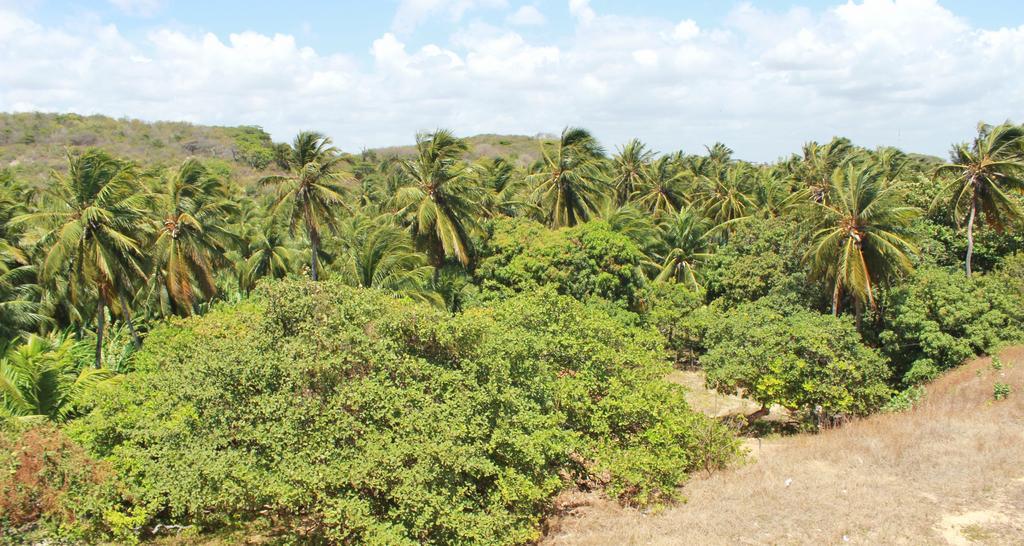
[260,131,349,281]
[0,333,119,422]
[935,123,1024,277]
[655,207,713,290]
[632,153,690,217]
[13,150,147,367]
[150,159,236,315]
[807,164,920,319]
[695,164,755,236]
[530,127,607,228]
[610,139,654,206]
[0,180,46,339]
[392,129,482,269]
[240,218,298,294]
[790,137,855,203]
[475,157,532,218]
[332,214,439,305]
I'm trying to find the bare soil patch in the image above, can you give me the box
[544,346,1024,545]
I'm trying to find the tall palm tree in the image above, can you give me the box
[392,129,482,269]
[150,159,236,315]
[0,333,119,422]
[696,164,755,236]
[13,150,147,367]
[475,157,532,218]
[610,139,654,206]
[530,127,607,228]
[654,207,713,291]
[935,122,1024,277]
[260,131,349,281]
[791,137,855,203]
[240,218,297,294]
[807,164,920,319]
[332,214,439,305]
[0,179,46,339]
[632,153,690,217]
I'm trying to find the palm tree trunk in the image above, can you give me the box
[965,195,977,278]
[832,280,842,317]
[119,292,142,349]
[95,300,105,369]
[308,224,319,281]
[854,299,863,332]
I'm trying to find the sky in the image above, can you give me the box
[1,0,1022,161]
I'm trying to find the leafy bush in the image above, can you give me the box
[701,298,892,422]
[636,282,704,366]
[0,425,110,541]
[230,126,276,169]
[880,267,1024,385]
[476,218,647,307]
[701,218,815,308]
[993,382,1011,401]
[69,280,738,543]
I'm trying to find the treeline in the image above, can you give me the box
[1,121,1023,542]
[1,122,1022,408]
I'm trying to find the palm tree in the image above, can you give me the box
[654,207,713,290]
[610,139,654,206]
[632,153,690,217]
[0,179,46,339]
[392,129,482,269]
[695,164,755,236]
[332,214,439,305]
[150,159,236,315]
[790,137,855,203]
[935,123,1024,277]
[240,218,297,294]
[0,333,119,422]
[475,157,532,218]
[13,150,147,367]
[807,164,920,319]
[260,131,349,281]
[0,255,45,341]
[530,127,607,228]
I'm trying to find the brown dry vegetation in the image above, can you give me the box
[370,133,552,166]
[544,346,1024,546]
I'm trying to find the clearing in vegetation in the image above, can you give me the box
[544,346,1024,545]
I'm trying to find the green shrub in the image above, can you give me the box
[69,281,738,543]
[0,425,111,542]
[994,382,1011,401]
[701,218,816,308]
[882,385,926,413]
[476,218,647,307]
[701,298,892,422]
[636,282,704,366]
[880,267,1024,385]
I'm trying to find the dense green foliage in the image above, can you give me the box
[67,281,736,543]
[880,265,1024,385]
[1,115,1022,543]
[476,218,646,306]
[702,298,893,419]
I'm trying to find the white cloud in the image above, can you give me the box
[507,5,545,26]
[568,0,595,26]
[107,0,162,16]
[672,19,699,41]
[391,0,507,34]
[0,1,1022,160]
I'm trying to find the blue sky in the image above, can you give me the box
[2,1,1023,160]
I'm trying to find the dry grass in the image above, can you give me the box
[544,346,1024,545]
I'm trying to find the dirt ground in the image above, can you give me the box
[543,346,1024,546]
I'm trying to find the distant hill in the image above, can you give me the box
[0,113,554,188]
[369,133,553,166]
[0,112,287,186]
